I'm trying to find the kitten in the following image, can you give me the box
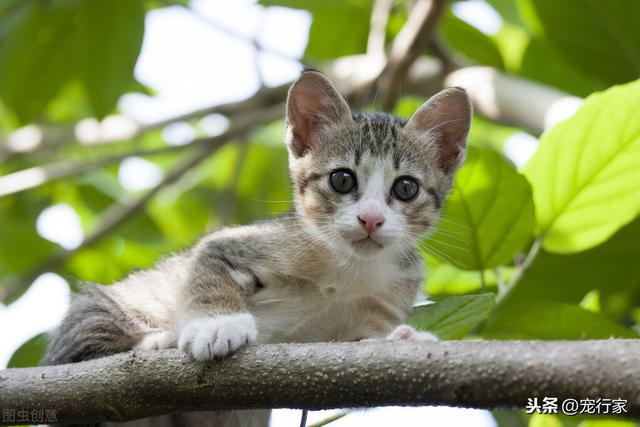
[43,70,471,426]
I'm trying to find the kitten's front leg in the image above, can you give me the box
[177,241,260,361]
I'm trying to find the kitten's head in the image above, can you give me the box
[285,70,471,258]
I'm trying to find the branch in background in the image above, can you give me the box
[428,37,458,74]
[375,0,448,110]
[0,88,289,197]
[0,84,289,160]
[1,340,638,425]
[445,67,583,134]
[367,0,396,56]
[0,105,283,302]
[0,144,207,198]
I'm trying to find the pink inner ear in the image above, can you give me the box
[289,89,323,153]
[286,71,352,157]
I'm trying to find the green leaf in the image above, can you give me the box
[259,0,371,60]
[76,0,145,118]
[0,0,79,123]
[526,0,640,85]
[0,0,145,122]
[409,293,495,339]
[8,333,50,368]
[425,146,535,270]
[485,0,524,26]
[522,79,640,254]
[496,217,640,321]
[483,300,638,340]
[519,36,607,97]
[440,10,504,69]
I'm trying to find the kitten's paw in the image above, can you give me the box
[387,324,439,342]
[178,313,257,361]
[134,330,177,351]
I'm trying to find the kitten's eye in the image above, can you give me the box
[329,169,357,193]
[392,176,419,201]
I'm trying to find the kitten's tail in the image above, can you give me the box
[42,283,143,366]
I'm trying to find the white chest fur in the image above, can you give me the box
[250,257,410,344]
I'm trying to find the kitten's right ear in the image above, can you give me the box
[285,70,352,158]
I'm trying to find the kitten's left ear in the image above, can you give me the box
[405,87,472,174]
[285,70,352,158]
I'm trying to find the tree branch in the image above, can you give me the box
[375,0,448,110]
[0,340,638,425]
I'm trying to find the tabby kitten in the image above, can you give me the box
[44,70,471,426]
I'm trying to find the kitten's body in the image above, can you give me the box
[44,71,471,426]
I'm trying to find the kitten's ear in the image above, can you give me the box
[285,70,352,157]
[405,87,472,174]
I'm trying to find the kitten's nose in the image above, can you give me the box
[357,212,385,234]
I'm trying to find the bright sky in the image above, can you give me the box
[0,1,520,425]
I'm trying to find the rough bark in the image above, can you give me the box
[1,340,638,425]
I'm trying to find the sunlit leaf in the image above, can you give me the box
[523,79,640,253]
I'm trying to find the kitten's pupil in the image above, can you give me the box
[329,169,356,194]
[392,177,419,201]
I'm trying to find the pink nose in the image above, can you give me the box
[358,212,385,234]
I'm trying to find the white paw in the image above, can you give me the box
[386,324,439,341]
[178,313,257,361]
[134,330,177,351]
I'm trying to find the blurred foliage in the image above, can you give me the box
[2,0,640,424]
[7,333,49,368]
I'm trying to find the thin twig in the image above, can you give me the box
[307,412,348,427]
[496,237,544,304]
